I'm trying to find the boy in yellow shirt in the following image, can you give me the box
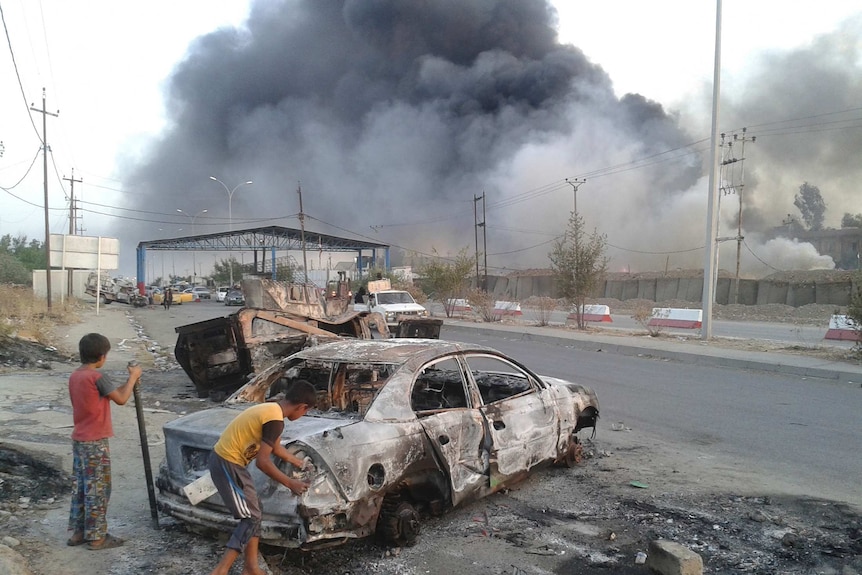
[208,380,317,575]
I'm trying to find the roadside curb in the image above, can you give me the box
[441,322,862,384]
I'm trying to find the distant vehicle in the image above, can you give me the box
[191,286,211,300]
[152,289,186,305]
[215,286,229,302]
[224,289,245,306]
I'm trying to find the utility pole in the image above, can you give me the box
[30,88,59,310]
[729,129,754,304]
[473,194,481,288]
[482,193,488,291]
[701,0,723,340]
[565,177,587,217]
[63,169,82,235]
[297,182,309,285]
[63,169,82,297]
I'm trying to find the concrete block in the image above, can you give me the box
[605,280,624,300]
[816,280,851,306]
[714,278,731,305]
[645,540,703,575]
[621,280,639,301]
[787,282,816,307]
[655,278,680,301]
[637,279,657,300]
[736,279,758,305]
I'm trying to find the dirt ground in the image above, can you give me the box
[0,306,861,575]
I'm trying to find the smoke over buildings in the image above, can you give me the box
[120,1,861,277]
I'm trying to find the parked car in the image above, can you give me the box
[152,289,184,305]
[191,286,211,300]
[157,339,599,550]
[215,286,229,302]
[224,289,245,306]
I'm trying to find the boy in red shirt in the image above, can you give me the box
[66,332,141,550]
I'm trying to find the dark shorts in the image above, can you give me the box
[208,451,261,551]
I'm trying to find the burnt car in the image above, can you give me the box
[156,339,599,549]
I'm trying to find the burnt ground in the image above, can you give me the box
[1,324,861,574]
[0,335,74,370]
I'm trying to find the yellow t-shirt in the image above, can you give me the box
[214,403,285,467]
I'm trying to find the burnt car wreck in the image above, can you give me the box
[175,280,441,399]
[157,339,599,549]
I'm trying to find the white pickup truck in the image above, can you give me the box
[352,279,441,337]
[354,289,429,327]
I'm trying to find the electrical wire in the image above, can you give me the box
[743,238,783,272]
[0,1,42,140]
[0,147,41,192]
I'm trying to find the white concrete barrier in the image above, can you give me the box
[567,304,612,323]
[493,301,522,316]
[648,308,702,329]
[446,298,471,312]
[824,314,861,341]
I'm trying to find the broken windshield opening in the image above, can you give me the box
[232,357,397,418]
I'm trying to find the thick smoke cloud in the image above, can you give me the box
[122,1,859,278]
[121,0,699,276]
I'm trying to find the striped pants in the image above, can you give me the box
[68,439,112,541]
[208,451,261,551]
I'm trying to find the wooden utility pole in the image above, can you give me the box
[30,88,59,309]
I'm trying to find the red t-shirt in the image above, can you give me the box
[69,366,118,441]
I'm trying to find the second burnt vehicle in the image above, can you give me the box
[156,339,599,550]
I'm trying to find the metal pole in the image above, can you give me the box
[210,177,252,285]
[297,183,309,283]
[129,361,159,530]
[701,0,723,340]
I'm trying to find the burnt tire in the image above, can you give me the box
[555,435,582,468]
[379,499,420,547]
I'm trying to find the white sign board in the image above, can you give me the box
[49,235,119,269]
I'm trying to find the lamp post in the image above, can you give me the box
[177,209,208,285]
[210,177,253,285]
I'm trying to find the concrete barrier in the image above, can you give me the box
[446,298,471,312]
[648,308,702,329]
[493,301,522,317]
[824,314,861,341]
[567,304,612,323]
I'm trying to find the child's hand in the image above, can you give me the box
[288,479,309,496]
[128,364,142,382]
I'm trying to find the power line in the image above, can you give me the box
[0,1,41,139]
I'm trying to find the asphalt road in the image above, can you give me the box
[135,301,861,505]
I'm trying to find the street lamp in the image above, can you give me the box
[177,209,208,285]
[210,176,253,285]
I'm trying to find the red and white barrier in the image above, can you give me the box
[648,308,702,329]
[567,304,612,323]
[493,301,522,317]
[446,298,471,312]
[824,314,861,341]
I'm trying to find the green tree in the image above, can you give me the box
[841,213,862,228]
[793,182,826,231]
[211,257,244,285]
[418,248,474,318]
[0,252,33,284]
[848,273,862,356]
[549,212,608,330]
[0,234,46,271]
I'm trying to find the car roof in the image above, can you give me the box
[292,338,495,364]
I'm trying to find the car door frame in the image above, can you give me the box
[411,354,491,507]
[464,352,559,487]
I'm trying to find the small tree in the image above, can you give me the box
[549,213,608,330]
[794,182,826,231]
[841,213,862,228]
[847,273,862,356]
[419,248,474,318]
[212,257,245,285]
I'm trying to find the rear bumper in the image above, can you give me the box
[157,489,305,547]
